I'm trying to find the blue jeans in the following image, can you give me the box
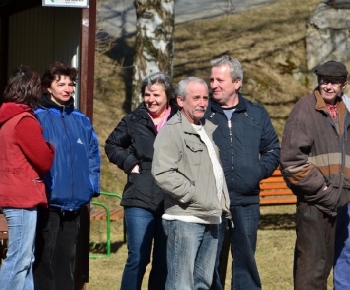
[230,204,261,290]
[212,204,261,290]
[0,207,37,290]
[163,219,218,290]
[334,203,350,290]
[121,207,167,290]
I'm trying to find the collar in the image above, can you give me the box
[39,94,75,109]
[314,89,342,112]
[37,94,75,115]
[133,102,178,120]
[170,111,217,135]
[209,94,247,113]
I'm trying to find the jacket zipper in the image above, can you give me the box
[228,119,235,186]
[61,107,74,211]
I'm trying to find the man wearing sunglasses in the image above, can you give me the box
[280,60,349,290]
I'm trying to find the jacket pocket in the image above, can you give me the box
[124,172,155,202]
[303,184,340,212]
[122,173,138,200]
[184,139,203,165]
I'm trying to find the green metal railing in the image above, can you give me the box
[89,191,124,259]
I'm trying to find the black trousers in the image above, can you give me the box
[33,207,80,290]
[294,202,336,290]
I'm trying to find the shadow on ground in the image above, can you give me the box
[259,213,295,230]
[89,240,125,254]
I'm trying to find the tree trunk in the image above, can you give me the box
[132,0,175,110]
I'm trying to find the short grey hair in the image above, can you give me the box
[210,55,243,83]
[177,77,208,100]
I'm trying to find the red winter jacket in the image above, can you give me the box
[0,102,55,208]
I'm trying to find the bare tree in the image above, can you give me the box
[132,0,175,109]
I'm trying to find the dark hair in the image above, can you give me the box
[3,65,41,108]
[41,61,78,94]
[141,72,176,103]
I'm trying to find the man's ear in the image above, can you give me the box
[177,96,183,107]
[233,79,242,91]
[342,81,348,90]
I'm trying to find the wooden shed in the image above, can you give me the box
[0,0,96,288]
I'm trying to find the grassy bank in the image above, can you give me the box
[93,0,329,195]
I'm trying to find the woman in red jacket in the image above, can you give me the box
[0,65,55,290]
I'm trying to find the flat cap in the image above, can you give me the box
[314,60,348,79]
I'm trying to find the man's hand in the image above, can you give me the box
[131,164,140,173]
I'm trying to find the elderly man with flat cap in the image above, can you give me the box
[280,60,350,290]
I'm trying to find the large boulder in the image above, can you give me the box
[306,2,350,71]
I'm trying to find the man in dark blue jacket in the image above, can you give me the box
[204,55,280,290]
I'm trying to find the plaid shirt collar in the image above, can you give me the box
[326,97,340,119]
[326,100,339,119]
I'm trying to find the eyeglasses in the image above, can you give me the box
[319,78,344,88]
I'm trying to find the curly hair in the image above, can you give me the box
[41,61,78,94]
[3,65,41,108]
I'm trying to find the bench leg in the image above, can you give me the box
[90,201,111,258]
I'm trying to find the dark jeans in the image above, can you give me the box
[294,202,335,290]
[121,207,167,290]
[33,207,80,290]
[211,204,261,290]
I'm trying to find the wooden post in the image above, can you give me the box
[74,1,96,289]
[79,0,96,122]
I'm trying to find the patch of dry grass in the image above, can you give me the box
[88,205,333,290]
[89,0,340,288]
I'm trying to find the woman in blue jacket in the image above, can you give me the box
[33,61,100,290]
[105,72,177,290]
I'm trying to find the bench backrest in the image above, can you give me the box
[0,214,8,240]
[259,169,296,205]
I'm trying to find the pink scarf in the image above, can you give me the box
[149,106,171,132]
